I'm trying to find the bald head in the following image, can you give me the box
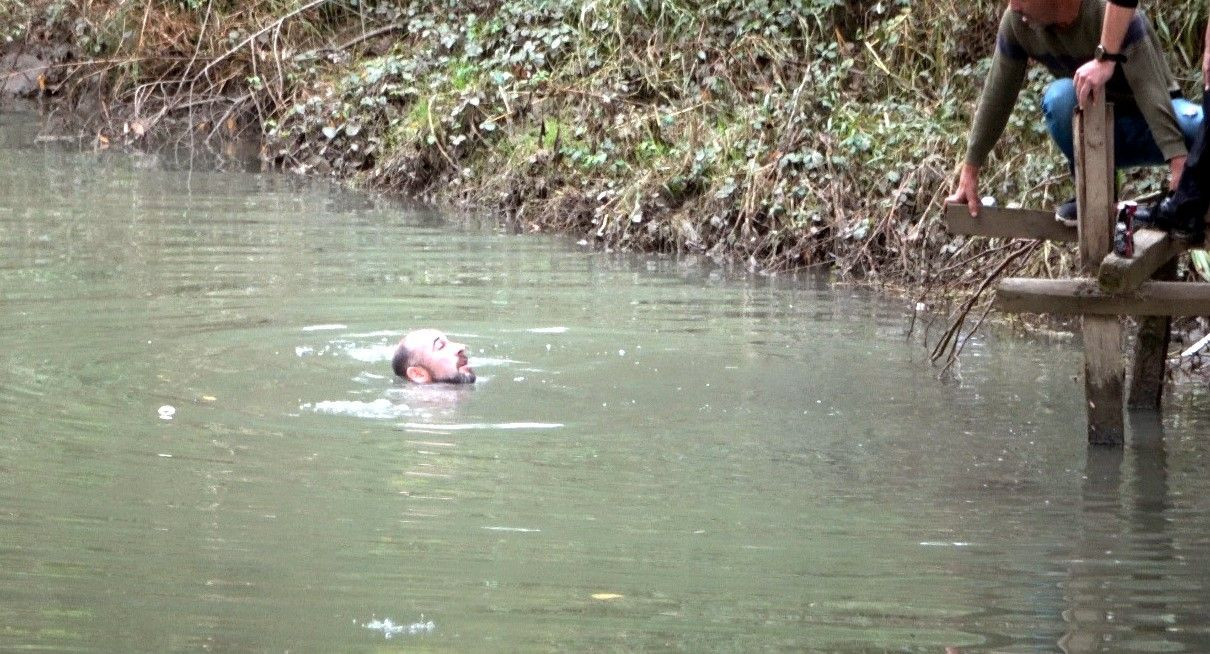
[392,329,476,384]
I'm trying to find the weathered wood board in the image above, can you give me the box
[942,203,1077,242]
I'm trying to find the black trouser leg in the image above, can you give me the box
[1166,91,1210,232]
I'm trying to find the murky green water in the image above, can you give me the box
[2,109,1209,653]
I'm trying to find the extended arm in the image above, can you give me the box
[1120,18,1189,189]
[948,13,1027,216]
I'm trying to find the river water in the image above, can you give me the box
[2,109,1209,652]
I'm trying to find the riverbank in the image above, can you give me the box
[2,0,1208,349]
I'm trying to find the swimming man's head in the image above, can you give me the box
[392,329,476,384]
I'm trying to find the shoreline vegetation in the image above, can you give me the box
[2,0,1208,374]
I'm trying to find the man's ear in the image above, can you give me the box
[405,365,431,384]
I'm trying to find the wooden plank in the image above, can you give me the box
[943,203,1078,242]
[996,277,1210,315]
[1098,228,1185,293]
[1128,259,1177,409]
[1075,97,1123,445]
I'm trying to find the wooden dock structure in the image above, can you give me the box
[942,95,1210,445]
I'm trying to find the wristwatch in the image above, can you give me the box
[1094,44,1128,64]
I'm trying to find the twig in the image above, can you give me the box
[189,0,330,86]
[426,94,458,170]
[328,22,405,53]
[929,240,1038,365]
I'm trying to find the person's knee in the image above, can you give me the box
[1042,79,1077,124]
[1042,79,1077,161]
[1172,98,1204,145]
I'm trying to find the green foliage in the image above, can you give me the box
[7,0,1209,281]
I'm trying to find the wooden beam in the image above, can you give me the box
[996,277,1210,315]
[1076,97,1123,444]
[1098,227,1185,293]
[943,203,1077,242]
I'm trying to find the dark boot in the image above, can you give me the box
[1139,90,1210,244]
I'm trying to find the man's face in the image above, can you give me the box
[1008,0,1056,25]
[402,329,476,384]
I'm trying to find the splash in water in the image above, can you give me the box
[362,616,435,639]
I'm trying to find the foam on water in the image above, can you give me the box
[301,324,348,332]
[466,357,518,367]
[347,344,396,363]
[302,399,414,420]
[362,617,435,639]
[401,421,563,430]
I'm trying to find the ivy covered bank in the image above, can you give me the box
[2,0,1207,289]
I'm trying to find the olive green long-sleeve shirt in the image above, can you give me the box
[965,0,1184,167]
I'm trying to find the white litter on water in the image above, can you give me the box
[301,324,348,332]
[157,405,176,420]
[401,422,563,431]
[362,617,435,639]
[919,541,971,547]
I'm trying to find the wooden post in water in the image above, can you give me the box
[1128,259,1177,409]
[1074,96,1125,444]
[941,96,1210,443]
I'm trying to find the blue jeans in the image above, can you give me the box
[1042,78,1203,170]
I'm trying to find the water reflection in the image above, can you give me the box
[1059,414,1207,653]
